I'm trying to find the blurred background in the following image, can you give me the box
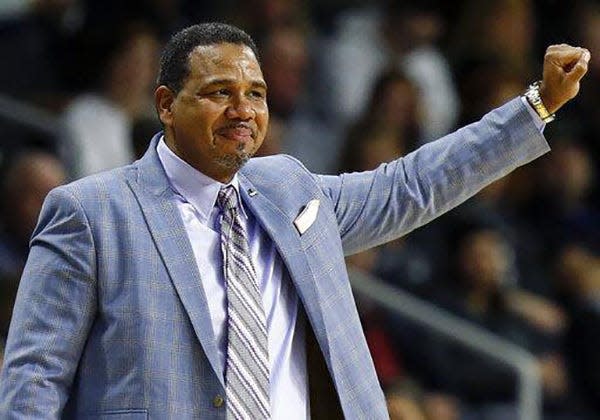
[0,0,597,418]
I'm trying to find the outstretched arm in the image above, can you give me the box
[318,44,589,255]
[320,98,549,255]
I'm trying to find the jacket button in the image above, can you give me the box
[213,395,224,408]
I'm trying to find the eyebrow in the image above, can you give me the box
[202,78,267,90]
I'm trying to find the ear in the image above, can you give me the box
[155,85,175,126]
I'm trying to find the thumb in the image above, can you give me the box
[566,50,590,82]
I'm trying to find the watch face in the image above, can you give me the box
[526,85,542,105]
[524,83,553,122]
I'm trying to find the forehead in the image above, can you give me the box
[187,43,263,81]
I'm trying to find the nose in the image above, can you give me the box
[225,94,254,120]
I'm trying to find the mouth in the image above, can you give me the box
[216,124,255,143]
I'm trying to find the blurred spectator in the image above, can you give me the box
[80,0,210,38]
[339,114,436,295]
[444,61,553,295]
[0,150,67,336]
[0,0,81,159]
[261,25,309,119]
[449,0,536,78]
[525,138,598,259]
[351,267,461,420]
[338,68,420,172]
[440,175,551,298]
[0,0,80,102]
[339,71,417,280]
[456,59,526,126]
[564,0,600,204]
[260,24,341,173]
[227,0,312,41]
[341,71,457,417]
[386,2,459,142]
[340,68,435,296]
[559,245,600,416]
[59,20,159,178]
[425,225,575,417]
[321,0,459,142]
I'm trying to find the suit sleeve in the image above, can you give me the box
[0,187,97,418]
[318,98,550,255]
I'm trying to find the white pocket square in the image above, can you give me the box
[293,199,320,235]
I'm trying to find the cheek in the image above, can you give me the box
[257,108,270,134]
[179,112,219,146]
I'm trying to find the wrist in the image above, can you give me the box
[523,81,556,123]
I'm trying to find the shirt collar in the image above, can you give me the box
[156,137,247,224]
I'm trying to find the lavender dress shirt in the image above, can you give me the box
[157,139,309,419]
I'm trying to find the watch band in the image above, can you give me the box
[523,81,555,123]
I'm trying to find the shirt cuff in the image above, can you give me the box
[521,96,546,133]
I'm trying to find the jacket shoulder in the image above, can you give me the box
[51,164,137,209]
[242,154,315,182]
[240,154,327,210]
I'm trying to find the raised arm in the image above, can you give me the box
[319,98,548,255]
[318,44,589,256]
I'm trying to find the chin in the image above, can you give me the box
[215,151,252,171]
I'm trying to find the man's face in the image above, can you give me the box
[156,43,268,182]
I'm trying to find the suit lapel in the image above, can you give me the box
[126,138,334,391]
[238,175,328,340]
[127,135,224,387]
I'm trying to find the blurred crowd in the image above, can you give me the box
[0,0,598,419]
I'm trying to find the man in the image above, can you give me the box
[0,22,589,419]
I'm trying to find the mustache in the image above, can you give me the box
[218,121,256,136]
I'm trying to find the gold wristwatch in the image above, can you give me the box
[523,81,555,123]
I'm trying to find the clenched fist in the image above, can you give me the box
[540,44,590,114]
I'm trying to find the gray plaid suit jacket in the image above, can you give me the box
[0,98,549,419]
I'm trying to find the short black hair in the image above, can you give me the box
[157,22,260,94]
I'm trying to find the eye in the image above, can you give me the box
[200,88,230,98]
[249,90,265,99]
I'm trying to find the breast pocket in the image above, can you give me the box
[297,215,325,249]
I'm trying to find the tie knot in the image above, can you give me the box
[217,185,238,212]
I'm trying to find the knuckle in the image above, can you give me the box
[546,45,562,55]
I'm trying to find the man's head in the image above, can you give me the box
[155,23,268,183]
[157,23,260,95]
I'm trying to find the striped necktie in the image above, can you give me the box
[217,185,270,419]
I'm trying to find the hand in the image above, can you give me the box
[540,44,590,114]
